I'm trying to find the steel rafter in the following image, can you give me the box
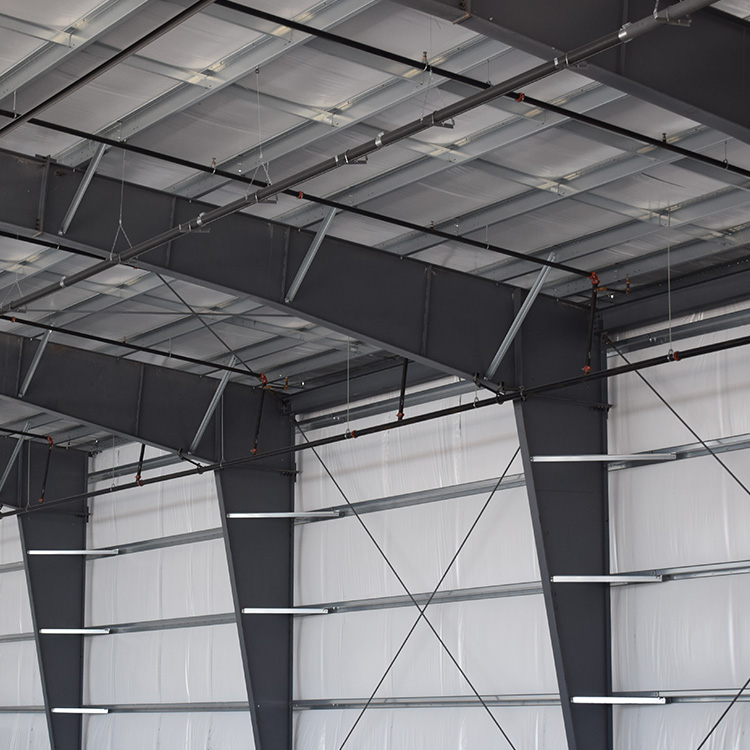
[393,0,750,144]
[0,149,532,383]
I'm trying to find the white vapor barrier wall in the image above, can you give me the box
[0,570,33,634]
[609,315,750,747]
[614,703,750,750]
[609,322,750,454]
[0,641,44,705]
[88,444,221,548]
[610,452,750,570]
[0,516,22,563]
[83,713,254,750]
[85,539,233,625]
[296,391,518,509]
[294,706,566,749]
[0,714,50,750]
[294,597,556,699]
[295,485,537,604]
[83,624,247,704]
[612,576,750,691]
[293,382,563,748]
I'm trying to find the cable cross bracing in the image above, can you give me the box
[607,337,750,747]
[295,421,520,749]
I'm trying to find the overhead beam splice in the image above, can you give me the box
[0,439,89,750]
[513,300,612,750]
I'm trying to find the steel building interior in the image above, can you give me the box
[1,0,750,748]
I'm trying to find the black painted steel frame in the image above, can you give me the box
[514,302,611,750]
[0,439,88,750]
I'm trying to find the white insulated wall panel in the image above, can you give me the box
[609,323,750,454]
[0,517,22,563]
[0,641,44,705]
[0,570,32,635]
[0,714,50,750]
[614,703,750,750]
[85,539,233,625]
[295,484,537,605]
[612,576,750,691]
[610,451,750,571]
[83,625,247,704]
[88,469,220,548]
[293,706,566,750]
[82,712,254,750]
[294,596,555,700]
[296,397,517,510]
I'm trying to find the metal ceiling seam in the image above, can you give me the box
[547,211,750,299]
[52,0,382,167]
[467,166,745,287]
[0,0,158,100]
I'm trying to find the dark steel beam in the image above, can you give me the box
[394,0,750,144]
[0,0,217,138]
[513,299,612,750]
[0,327,261,462]
[0,439,88,750]
[0,148,527,384]
[215,385,295,750]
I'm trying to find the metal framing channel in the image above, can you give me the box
[513,295,612,750]
[2,439,89,750]
[215,385,296,750]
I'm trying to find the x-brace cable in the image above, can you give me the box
[606,337,750,499]
[695,675,750,750]
[153,273,264,384]
[607,336,750,746]
[337,446,522,750]
[295,422,519,750]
